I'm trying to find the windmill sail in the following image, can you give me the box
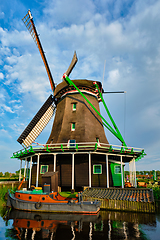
[19,10,78,148]
[65,51,78,77]
[17,95,56,148]
[22,10,55,92]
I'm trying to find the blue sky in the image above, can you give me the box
[0,0,160,173]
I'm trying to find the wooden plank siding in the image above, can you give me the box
[74,155,89,187]
[91,154,106,187]
[56,155,72,187]
[31,163,54,187]
[30,153,116,189]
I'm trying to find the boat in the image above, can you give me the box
[8,209,101,225]
[7,188,101,214]
[6,209,101,239]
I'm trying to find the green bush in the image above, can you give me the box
[153,187,160,200]
[147,184,160,200]
[0,186,17,202]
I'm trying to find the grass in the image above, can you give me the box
[59,191,78,198]
[0,186,14,218]
[0,199,6,211]
[0,177,19,182]
[0,186,17,205]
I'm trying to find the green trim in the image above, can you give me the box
[93,164,102,174]
[135,150,146,162]
[94,82,127,147]
[110,163,124,186]
[76,143,78,151]
[29,146,35,153]
[46,145,51,152]
[61,144,64,152]
[40,165,48,174]
[64,76,126,147]
[94,143,98,151]
[11,143,145,160]
[109,146,113,152]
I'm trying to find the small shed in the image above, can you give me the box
[42,171,58,192]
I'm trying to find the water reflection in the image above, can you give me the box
[5,209,158,240]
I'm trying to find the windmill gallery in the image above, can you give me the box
[9,10,146,203]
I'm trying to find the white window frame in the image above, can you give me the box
[72,103,77,111]
[71,122,75,131]
[114,165,121,174]
[68,139,76,148]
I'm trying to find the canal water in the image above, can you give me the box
[1,209,160,240]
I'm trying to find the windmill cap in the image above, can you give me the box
[54,79,102,97]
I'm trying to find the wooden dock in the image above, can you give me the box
[83,187,155,213]
[1,182,156,213]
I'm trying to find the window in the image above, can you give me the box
[68,139,76,148]
[40,165,48,174]
[71,122,75,131]
[114,165,121,174]
[93,165,102,174]
[72,103,77,111]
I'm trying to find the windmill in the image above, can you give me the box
[14,10,145,191]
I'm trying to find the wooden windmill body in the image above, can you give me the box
[15,10,145,191]
[47,80,108,145]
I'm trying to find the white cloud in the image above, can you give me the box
[1,104,14,113]
[9,99,21,104]
[1,0,160,171]
[107,69,120,88]
[0,72,4,79]
[43,0,95,27]
[1,129,8,134]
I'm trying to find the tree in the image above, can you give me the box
[125,171,129,176]
[16,168,24,175]
[0,172,3,177]
[4,172,10,178]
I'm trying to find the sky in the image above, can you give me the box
[0,0,160,173]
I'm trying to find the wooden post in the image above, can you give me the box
[29,156,32,189]
[120,155,124,188]
[19,159,22,181]
[54,154,56,172]
[72,153,75,190]
[106,154,109,188]
[27,160,29,181]
[24,158,27,180]
[89,153,91,188]
[134,158,137,188]
[36,154,40,187]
